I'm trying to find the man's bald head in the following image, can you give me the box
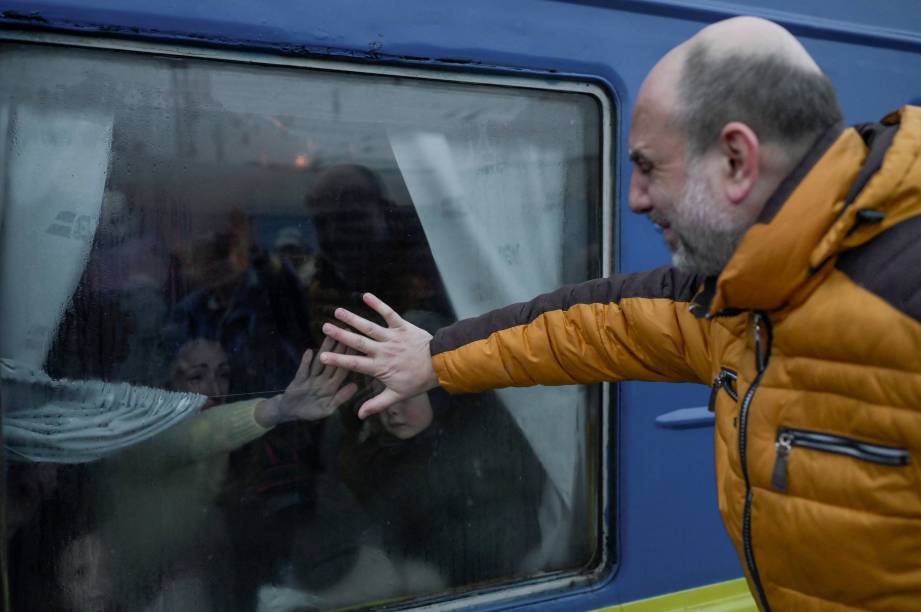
[690,17,821,72]
[628,18,844,275]
[654,17,842,161]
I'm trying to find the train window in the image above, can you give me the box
[0,40,605,610]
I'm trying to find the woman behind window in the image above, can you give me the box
[85,334,357,611]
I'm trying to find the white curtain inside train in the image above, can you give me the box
[0,106,202,462]
[0,105,110,367]
[390,129,587,565]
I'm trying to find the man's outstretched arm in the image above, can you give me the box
[319,292,439,418]
[321,267,713,419]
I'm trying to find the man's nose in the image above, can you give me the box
[628,172,652,214]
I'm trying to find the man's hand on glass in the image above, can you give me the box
[255,336,359,427]
[319,293,439,419]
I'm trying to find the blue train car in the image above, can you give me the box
[1,1,919,610]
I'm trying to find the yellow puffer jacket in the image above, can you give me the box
[430,106,921,611]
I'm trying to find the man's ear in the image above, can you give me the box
[718,122,760,204]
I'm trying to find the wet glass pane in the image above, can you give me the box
[0,42,603,610]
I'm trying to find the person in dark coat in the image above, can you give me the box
[339,384,547,588]
[303,163,452,347]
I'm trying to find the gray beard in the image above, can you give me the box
[669,167,746,277]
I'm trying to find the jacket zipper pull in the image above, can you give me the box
[753,312,765,373]
[708,371,724,412]
[772,432,794,492]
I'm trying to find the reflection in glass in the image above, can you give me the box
[0,42,602,610]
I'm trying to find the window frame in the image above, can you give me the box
[0,27,617,609]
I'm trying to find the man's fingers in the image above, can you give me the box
[322,323,378,355]
[357,387,402,420]
[319,350,377,376]
[362,293,403,328]
[333,307,390,340]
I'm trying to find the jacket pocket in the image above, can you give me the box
[707,367,738,412]
[772,427,910,492]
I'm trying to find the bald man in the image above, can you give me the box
[321,17,921,610]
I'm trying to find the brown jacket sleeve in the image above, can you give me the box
[431,267,714,394]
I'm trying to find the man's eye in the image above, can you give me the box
[629,152,654,175]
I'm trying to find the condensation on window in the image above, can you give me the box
[0,42,603,611]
